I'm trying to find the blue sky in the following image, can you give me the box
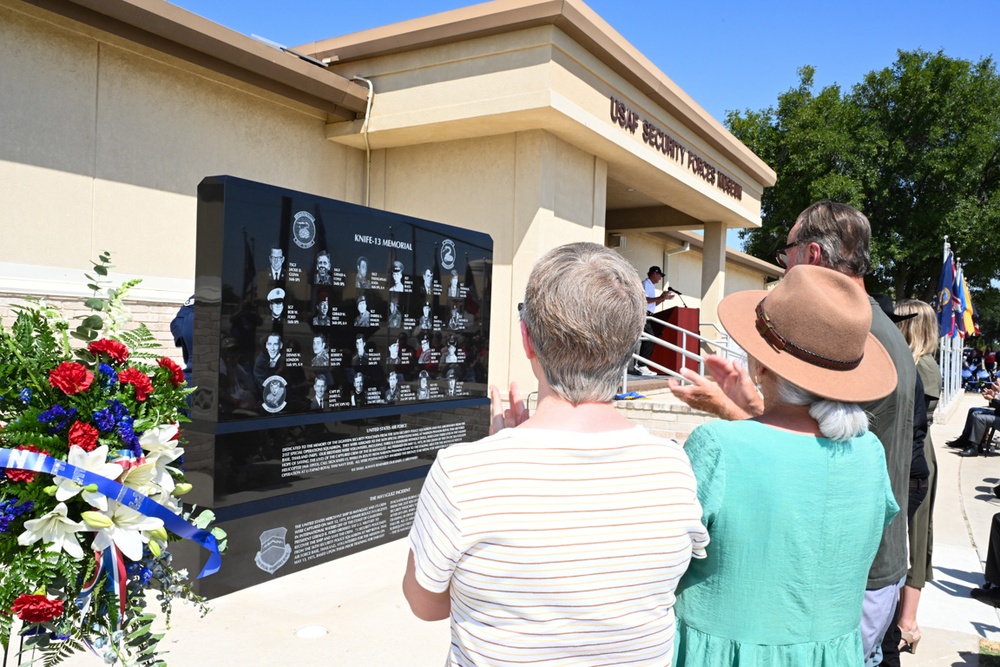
[167,1,998,249]
[169,0,997,122]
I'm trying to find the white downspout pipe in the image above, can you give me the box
[350,76,374,207]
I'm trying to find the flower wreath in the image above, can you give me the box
[0,253,224,666]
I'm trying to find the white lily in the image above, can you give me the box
[17,502,86,559]
[139,424,183,463]
[54,445,123,512]
[118,460,158,497]
[89,501,165,561]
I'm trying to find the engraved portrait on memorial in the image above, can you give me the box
[314,250,332,286]
[383,371,400,405]
[417,370,431,400]
[351,334,373,368]
[443,337,460,364]
[267,288,285,321]
[202,175,493,425]
[418,302,433,331]
[310,374,328,410]
[355,255,371,289]
[353,295,371,327]
[349,371,366,407]
[448,302,466,331]
[313,292,332,327]
[387,295,402,329]
[421,266,435,295]
[417,334,435,366]
[262,375,287,413]
[310,334,330,367]
[254,333,284,387]
[389,260,405,293]
[268,247,285,282]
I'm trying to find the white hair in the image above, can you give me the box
[773,376,870,442]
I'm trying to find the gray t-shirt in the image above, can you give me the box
[862,299,916,589]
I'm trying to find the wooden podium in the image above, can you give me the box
[650,307,700,374]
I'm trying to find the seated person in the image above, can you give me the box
[948,380,1000,456]
[972,512,1000,608]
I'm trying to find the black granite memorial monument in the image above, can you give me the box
[182,176,492,596]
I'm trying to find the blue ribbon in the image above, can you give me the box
[0,448,221,578]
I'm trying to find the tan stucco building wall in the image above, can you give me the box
[1,0,778,397]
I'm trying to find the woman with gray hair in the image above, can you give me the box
[673,265,900,666]
[404,242,708,666]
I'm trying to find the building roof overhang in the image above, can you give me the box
[19,0,370,120]
[300,0,776,189]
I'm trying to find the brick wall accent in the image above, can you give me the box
[0,294,184,367]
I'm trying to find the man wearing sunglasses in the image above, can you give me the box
[669,201,916,667]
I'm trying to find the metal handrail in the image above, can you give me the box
[621,315,747,393]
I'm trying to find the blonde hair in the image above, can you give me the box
[894,299,939,361]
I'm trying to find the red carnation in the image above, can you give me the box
[119,368,154,402]
[157,357,186,387]
[49,362,94,396]
[68,421,100,452]
[89,339,130,364]
[12,594,64,624]
[5,444,49,483]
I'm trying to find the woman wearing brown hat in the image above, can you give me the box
[673,264,900,666]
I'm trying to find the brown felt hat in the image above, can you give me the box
[718,264,897,402]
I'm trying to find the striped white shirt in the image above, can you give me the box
[408,426,708,666]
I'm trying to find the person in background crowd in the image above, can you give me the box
[170,295,195,386]
[635,265,675,376]
[668,201,915,667]
[673,265,898,666]
[947,381,1000,456]
[971,514,1000,607]
[888,299,941,656]
[404,242,707,666]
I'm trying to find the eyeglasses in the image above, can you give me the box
[775,240,804,269]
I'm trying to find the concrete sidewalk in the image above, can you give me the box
[53,391,1000,666]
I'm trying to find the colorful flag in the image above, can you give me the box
[933,249,956,337]
[961,271,980,336]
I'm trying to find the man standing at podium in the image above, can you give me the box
[636,265,675,375]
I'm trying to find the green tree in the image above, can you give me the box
[730,50,1000,303]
